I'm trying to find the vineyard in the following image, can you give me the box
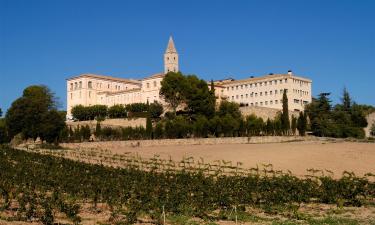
[1,145,375,225]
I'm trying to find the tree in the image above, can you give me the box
[185,75,216,118]
[0,118,9,143]
[297,112,307,136]
[281,89,290,135]
[291,115,297,135]
[5,85,64,141]
[95,122,102,139]
[193,115,209,138]
[108,105,127,118]
[342,87,351,111]
[371,122,375,137]
[0,108,2,117]
[154,122,164,139]
[146,117,153,139]
[160,72,188,113]
[149,102,163,119]
[218,101,241,119]
[40,110,66,144]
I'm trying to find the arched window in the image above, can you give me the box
[88,81,92,89]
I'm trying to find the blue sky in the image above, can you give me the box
[1,0,374,113]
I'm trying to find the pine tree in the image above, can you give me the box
[342,87,351,111]
[281,89,290,135]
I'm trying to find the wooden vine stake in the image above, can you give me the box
[162,205,166,225]
[234,206,237,225]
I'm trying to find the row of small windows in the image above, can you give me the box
[70,81,130,91]
[70,91,91,99]
[293,89,309,96]
[231,89,287,100]
[294,99,309,105]
[227,78,288,91]
[293,79,309,86]
[240,100,280,107]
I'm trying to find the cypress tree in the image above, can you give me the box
[291,115,297,135]
[281,89,290,135]
[297,112,307,136]
[146,117,153,139]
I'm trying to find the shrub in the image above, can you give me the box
[125,103,149,113]
[154,122,164,139]
[193,115,209,138]
[108,105,127,118]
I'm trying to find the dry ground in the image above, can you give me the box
[102,140,375,178]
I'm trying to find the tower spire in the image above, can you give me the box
[164,36,179,73]
[165,36,177,53]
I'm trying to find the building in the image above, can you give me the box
[214,71,312,112]
[66,37,178,119]
[66,37,312,119]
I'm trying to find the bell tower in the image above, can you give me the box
[164,36,179,73]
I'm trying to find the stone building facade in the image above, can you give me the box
[66,37,313,119]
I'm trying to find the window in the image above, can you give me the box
[227,87,229,91]
[245,84,248,88]
[70,93,73,99]
[275,90,278,94]
[250,93,253,97]
[265,101,268,105]
[246,94,248,98]
[251,103,254,106]
[250,84,253,88]
[108,84,110,89]
[147,83,150,88]
[255,93,258,97]
[285,79,288,83]
[280,79,282,84]
[265,91,268,96]
[241,95,243,99]
[236,95,239,99]
[260,83,262,87]
[236,86,238,90]
[269,81,272,85]
[88,81,92,89]
[255,102,258,106]
[89,91,91,98]
[260,102,263,106]
[231,87,234,90]
[232,96,234,100]
[275,100,278,104]
[255,83,257,87]
[154,81,157,87]
[270,91,273,95]
[264,82,267,86]
[270,100,273,104]
[260,92,262,96]
[70,83,73,90]
[241,85,243,89]
[74,82,78,90]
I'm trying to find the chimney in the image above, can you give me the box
[288,70,293,76]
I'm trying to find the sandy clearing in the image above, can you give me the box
[103,141,375,177]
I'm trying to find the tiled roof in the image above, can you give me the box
[142,73,165,80]
[217,74,312,86]
[66,73,141,84]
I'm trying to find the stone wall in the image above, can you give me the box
[61,136,321,149]
[365,112,375,137]
[240,106,300,120]
[66,118,146,129]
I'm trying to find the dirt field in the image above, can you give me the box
[103,140,375,178]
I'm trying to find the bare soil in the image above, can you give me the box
[104,140,375,178]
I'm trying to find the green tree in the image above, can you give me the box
[371,122,375,136]
[149,102,163,119]
[193,115,209,138]
[218,101,242,118]
[281,89,290,135]
[297,112,307,136]
[291,115,297,135]
[0,108,2,117]
[185,75,216,118]
[0,118,9,143]
[208,115,222,137]
[40,110,66,144]
[342,87,351,111]
[146,117,153,139]
[153,122,164,139]
[95,122,102,139]
[71,105,87,121]
[5,85,63,141]
[80,125,91,141]
[108,105,127,118]
[245,114,264,136]
[160,72,188,113]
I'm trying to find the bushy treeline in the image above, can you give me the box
[305,89,369,138]
[71,102,163,121]
[63,101,308,142]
